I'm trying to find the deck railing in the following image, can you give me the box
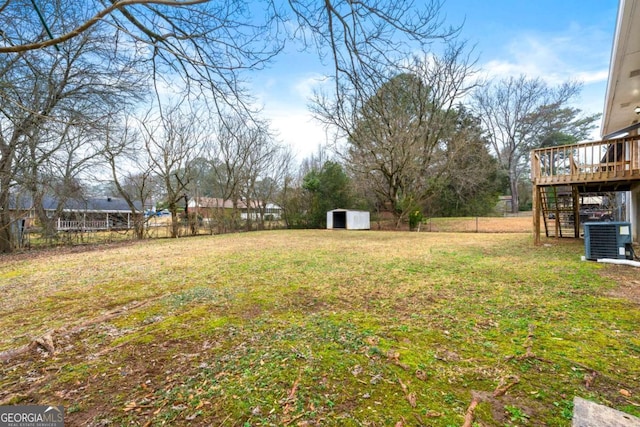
[56,219,109,231]
[531,135,640,185]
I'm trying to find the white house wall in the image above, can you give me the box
[630,185,640,242]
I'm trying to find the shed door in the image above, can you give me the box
[333,211,346,229]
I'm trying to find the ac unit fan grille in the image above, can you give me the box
[587,224,618,259]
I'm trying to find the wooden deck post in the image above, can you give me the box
[531,150,541,245]
[572,185,580,238]
[533,184,541,245]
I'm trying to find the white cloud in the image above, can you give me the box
[266,106,328,161]
[257,21,614,159]
[573,70,609,84]
[292,73,329,99]
[255,73,334,162]
[479,25,611,87]
[478,23,611,132]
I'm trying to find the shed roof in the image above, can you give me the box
[327,208,370,213]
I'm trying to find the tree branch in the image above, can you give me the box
[0,0,208,53]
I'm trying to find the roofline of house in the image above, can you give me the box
[602,0,631,137]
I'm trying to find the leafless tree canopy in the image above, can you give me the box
[471,75,586,213]
[286,0,457,98]
[140,104,209,237]
[0,0,457,107]
[0,0,282,114]
[321,43,478,225]
[0,0,460,250]
[103,114,160,239]
[0,7,144,251]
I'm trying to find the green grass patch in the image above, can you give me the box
[0,230,638,426]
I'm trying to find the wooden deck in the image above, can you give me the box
[531,135,640,189]
[531,135,640,243]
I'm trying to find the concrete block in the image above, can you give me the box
[573,397,640,427]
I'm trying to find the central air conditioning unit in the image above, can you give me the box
[584,222,633,261]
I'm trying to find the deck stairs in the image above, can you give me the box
[538,186,579,238]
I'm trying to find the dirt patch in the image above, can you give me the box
[280,288,329,314]
[598,264,640,306]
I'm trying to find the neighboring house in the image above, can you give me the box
[187,197,235,220]
[187,197,282,221]
[9,194,144,231]
[531,0,640,243]
[243,202,282,221]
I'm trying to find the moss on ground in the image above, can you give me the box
[0,230,638,426]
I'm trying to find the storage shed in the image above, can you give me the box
[326,209,370,230]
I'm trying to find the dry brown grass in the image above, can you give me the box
[419,215,532,233]
[0,228,638,426]
[371,213,533,233]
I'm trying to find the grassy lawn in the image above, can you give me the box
[0,230,638,426]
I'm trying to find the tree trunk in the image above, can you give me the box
[26,187,59,242]
[0,208,12,253]
[169,202,179,238]
[509,169,519,214]
[232,199,239,232]
[0,146,14,253]
[245,197,252,232]
[134,217,145,239]
[35,201,57,242]
[188,212,198,236]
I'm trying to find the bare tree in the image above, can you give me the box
[286,1,458,111]
[21,120,108,240]
[471,76,586,213]
[203,115,291,232]
[1,1,457,111]
[141,104,207,238]
[0,0,209,53]
[209,115,256,231]
[104,116,160,239]
[318,43,478,226]
[0,0,285,134]
[0,0,461,248]
[239,130,292,231]
[0,19,143,252]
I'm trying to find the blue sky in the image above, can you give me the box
[251,1,620,162]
